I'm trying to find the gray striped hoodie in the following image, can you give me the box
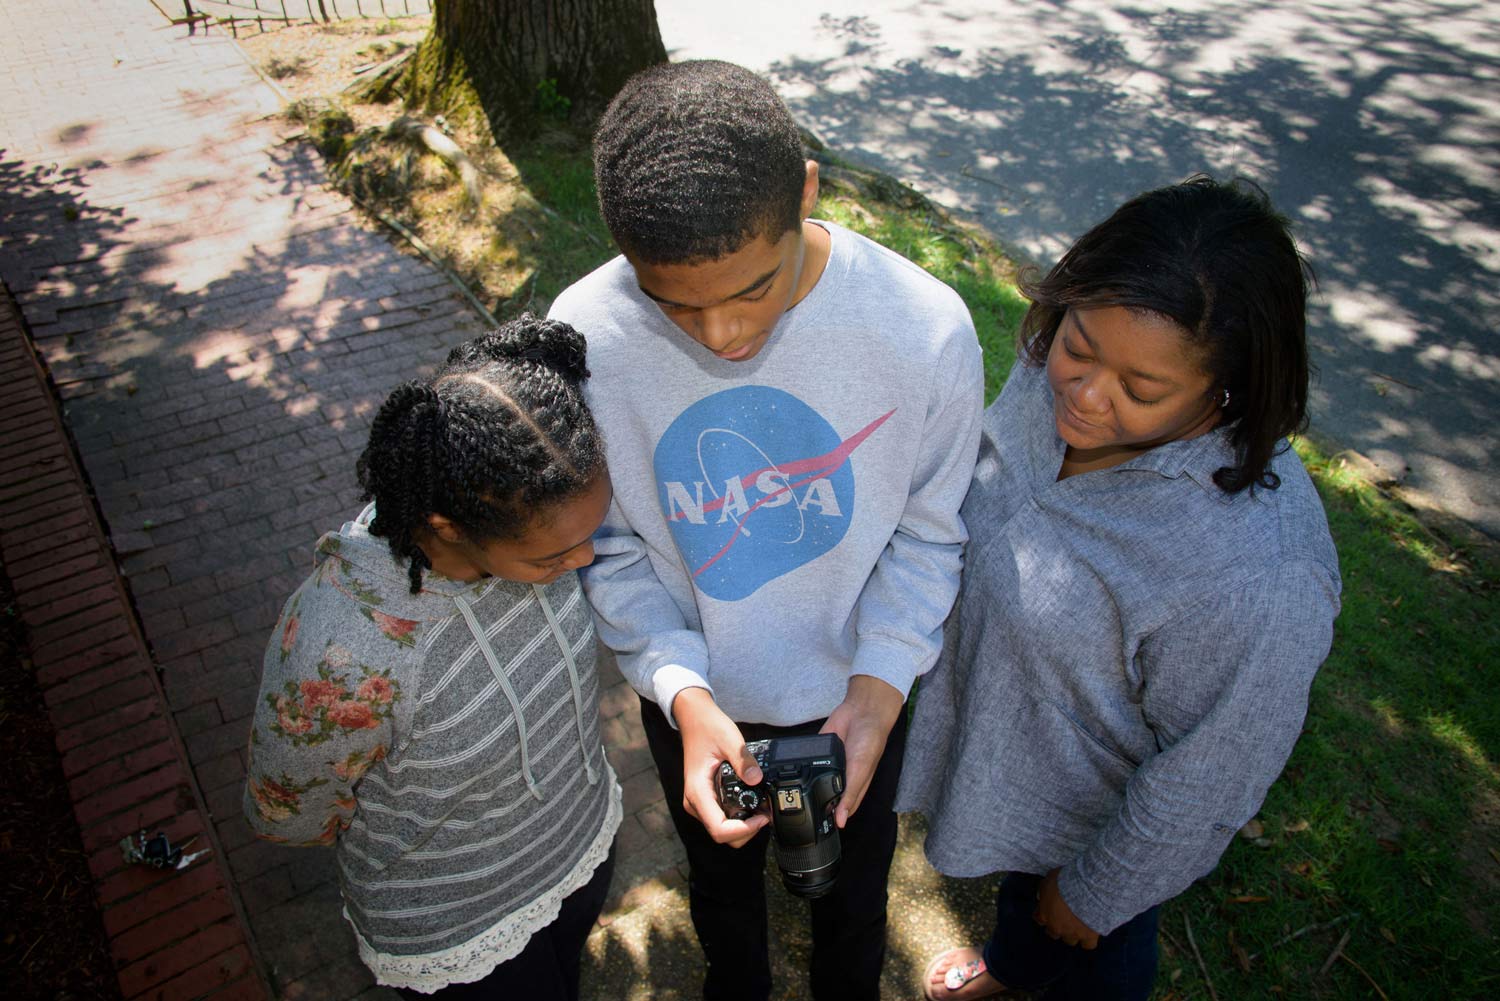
[243,505,621,992]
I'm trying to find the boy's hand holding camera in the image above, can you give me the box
[673,687,768,848]
[672,675,903,846]
[819,675,904,828]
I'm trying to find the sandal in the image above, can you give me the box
[921,946,1006,1000]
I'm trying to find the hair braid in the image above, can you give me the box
[356,315,605,593]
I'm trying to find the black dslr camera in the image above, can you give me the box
[716,733,846,899]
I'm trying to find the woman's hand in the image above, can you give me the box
[672,687,769,847]
[1034,867,1100,949]
[820,675,905,828]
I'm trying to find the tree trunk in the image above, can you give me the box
[414,0,667,135]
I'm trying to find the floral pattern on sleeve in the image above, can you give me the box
[278,595,301,662]
[247,772,327,826]
[363,608,419,648]
[246,596,408,847]
[315,547,387,607]
[266,641,401,747]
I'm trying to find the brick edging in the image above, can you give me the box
[0,282,273,1001]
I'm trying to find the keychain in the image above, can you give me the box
[118,830,212,871]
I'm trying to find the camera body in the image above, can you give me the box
[716,733,846,898]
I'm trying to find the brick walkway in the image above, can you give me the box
[2,282,266,1000]
[0,3,685,999]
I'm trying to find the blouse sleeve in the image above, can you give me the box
[242,582,409,847]
[1056,557,1341,934]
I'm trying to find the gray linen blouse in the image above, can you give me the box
[896,361,1341,934]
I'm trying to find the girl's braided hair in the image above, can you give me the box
[355,314,604,593]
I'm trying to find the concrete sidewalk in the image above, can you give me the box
[656,0,1500,540]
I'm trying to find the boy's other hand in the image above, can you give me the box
[821,675,904,828]
[1034,867,1100,949]
[673,687,769,848]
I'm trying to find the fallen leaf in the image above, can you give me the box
[1239,819,1265,839]
[1285,819,1311,834]
[1376,837,1402,853]
[1380,927,1397,944]
[1291,861,1315,877]
[1253,836,1274,848]
[1228,895,1270,903]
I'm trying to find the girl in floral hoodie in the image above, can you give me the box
[244,316,620,999]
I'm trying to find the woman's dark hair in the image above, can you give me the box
[593,59,807,264]
[355,314,605,593]
[1018,175,1314,493]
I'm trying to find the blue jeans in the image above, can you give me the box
[982,872,1159,1001]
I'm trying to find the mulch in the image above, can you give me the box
[0,563,121,1000]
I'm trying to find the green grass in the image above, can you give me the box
[817,191,1027,400]
[502,141,615,313]
[501,141,1500,999]
[1154,442,1500,1000]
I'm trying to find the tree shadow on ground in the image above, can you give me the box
[1,126,485,1000]
[761,0,1500,531]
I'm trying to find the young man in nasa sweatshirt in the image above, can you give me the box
[549,60,982,1000]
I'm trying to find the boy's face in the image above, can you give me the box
[626,161,824,363]
[629,228,807,361]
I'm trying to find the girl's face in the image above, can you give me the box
[428,472,613,586]
[1046,306,1221,459]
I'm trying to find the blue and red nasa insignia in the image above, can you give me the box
[654,386,894,601]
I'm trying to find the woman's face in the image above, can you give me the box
[1046,306,1221,457]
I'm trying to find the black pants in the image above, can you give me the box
[395,845,615,1001]
[983,872,1160,1001]
[640,694,907,1001]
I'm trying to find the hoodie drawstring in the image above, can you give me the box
[534,585,600,786]
[453,594,544,801]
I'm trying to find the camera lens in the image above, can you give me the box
[772,829,841,899]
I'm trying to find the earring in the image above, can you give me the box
[1220,388,1231,408]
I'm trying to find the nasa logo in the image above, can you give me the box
[654,386,893,601]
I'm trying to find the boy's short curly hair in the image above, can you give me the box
[592,60,808,265]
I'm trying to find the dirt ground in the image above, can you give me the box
[236,16,430,114]
[0,560,121,1000]
[238,15,558,313]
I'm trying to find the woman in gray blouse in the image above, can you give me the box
[899,177,1342,1001]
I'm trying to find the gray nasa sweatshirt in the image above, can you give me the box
[550,221,984,725]
[243,505,620,992]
